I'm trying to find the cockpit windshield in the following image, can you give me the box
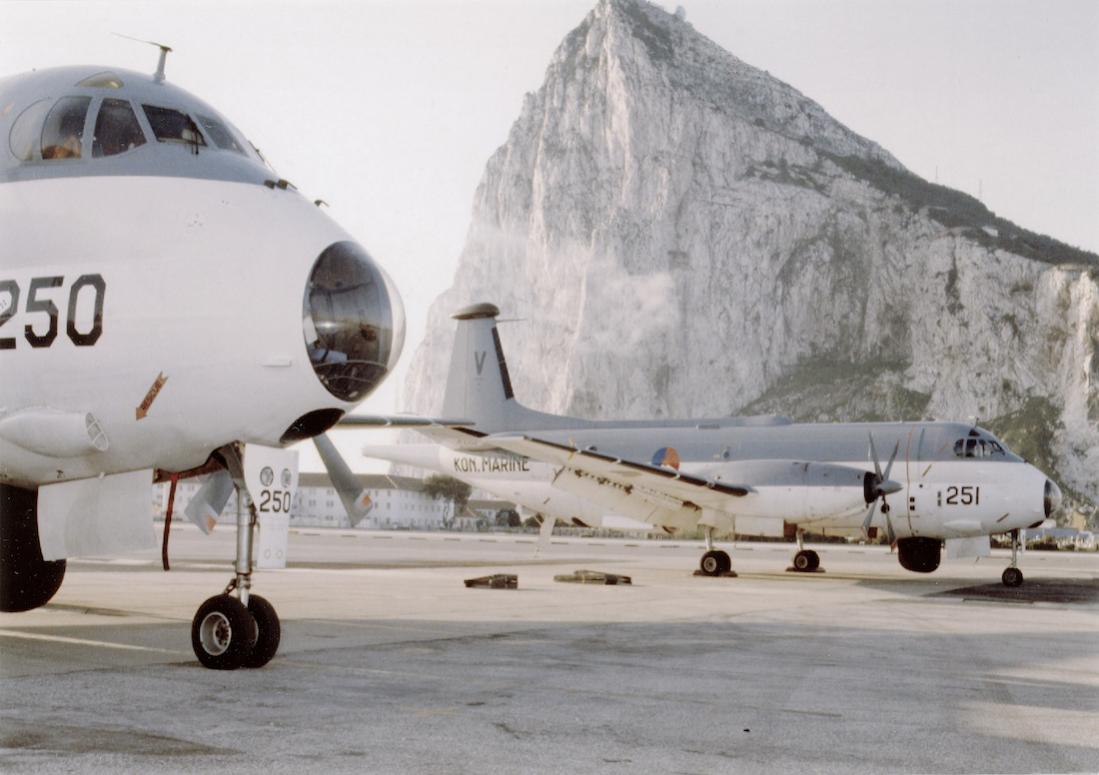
[196,115,246,155]
[2,67,274,184]
[41,96,90,159]
[953,434,1007,459]
[142,104,206,148]
[92,98,145,157]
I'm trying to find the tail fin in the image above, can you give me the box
[441,303,580,433]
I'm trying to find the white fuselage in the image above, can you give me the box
[1,175,361,487]
[363,433,1048,540]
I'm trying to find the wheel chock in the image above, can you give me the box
[554,569,632,585]
[692,570,739,578]
[463,573,518,589]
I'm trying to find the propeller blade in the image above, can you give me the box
[861,502,877,541]
[535,514,556,556]
[884,508,897,546]
[882,441,900,482]
[313,433,372,526]
[868,433,883,480]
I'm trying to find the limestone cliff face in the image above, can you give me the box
[402,0,1099,507]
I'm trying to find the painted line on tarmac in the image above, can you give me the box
[0,629,186,655]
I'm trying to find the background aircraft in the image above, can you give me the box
[0,59,404,669]
[359,303,1061,586]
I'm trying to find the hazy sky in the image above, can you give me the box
[4,0,1097,470]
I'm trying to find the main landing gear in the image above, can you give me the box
[790,530,821,573]
[698,526,735,576]
[190,446,281,670]
[1001,528,1024,588]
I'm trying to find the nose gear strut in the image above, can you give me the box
[189,443,282,670]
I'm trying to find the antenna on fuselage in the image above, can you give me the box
[112,33,174,83]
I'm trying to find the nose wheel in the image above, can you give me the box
[190,444,283,670]
[1001,529,1025,587]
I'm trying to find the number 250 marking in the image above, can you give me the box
[258,489,292,513]
[0,274,106,350]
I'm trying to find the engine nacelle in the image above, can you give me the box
[897,537,942,574]
[1,484,66,612]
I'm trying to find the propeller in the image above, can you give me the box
[861,433,902,544]
[312,433,373,526]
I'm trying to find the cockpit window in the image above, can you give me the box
[953,437,1006,459]
[77,72,124,89]
[8,99,51,161]
[92,99,146,158]
[142,104,206,148]
[41,96,91,160]
[196,115,245,155]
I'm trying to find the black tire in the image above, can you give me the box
[700,551,723,576]
[191,594,256,670]
[793,550,817,572]
[1002,567,1024,588]
[242,594,281,668]
[715,550,732,573]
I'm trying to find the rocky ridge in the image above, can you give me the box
[402,0,1099,512]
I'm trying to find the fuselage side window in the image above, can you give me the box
[41,96,91,160]
[8,99,51,161]
[142,104,207,148]
[93,99,146,158]
[196,115,245,155]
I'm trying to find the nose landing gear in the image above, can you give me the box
[190,445,282,670]
[1001,528,1025,587]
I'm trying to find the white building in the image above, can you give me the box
[153,472,459,529]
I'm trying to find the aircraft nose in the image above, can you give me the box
[1044,479,1062,519]
[301,241,406,404]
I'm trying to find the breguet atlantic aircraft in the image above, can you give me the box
[0,57,406,668]
[361,303,1062,587]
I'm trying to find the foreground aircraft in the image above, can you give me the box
[0,61,404,668]
[359,303,1061,586]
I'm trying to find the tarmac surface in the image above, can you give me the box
[2,526,1097,774]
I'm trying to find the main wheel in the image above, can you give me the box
[715,550,731,573]
[242,594,281,669]
[793,550,819,572]
[192,594,256,670]
[700,550,725,576]
[1002,567,1024,587]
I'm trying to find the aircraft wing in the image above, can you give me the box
[337,414,474,428]
[336,415,497,450]
[488,434,751,511]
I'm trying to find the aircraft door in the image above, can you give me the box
[902,427,927,537]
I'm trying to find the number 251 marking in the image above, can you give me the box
[943,485,980,506]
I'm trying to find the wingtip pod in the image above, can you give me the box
[451,302,500,320]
